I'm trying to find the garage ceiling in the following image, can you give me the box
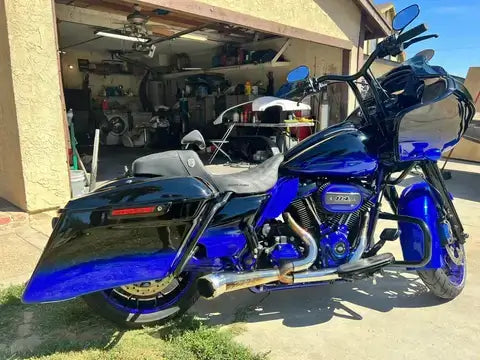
[58,21,223,54]
[55,0,272,50]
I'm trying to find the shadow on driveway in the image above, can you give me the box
[193,270,446,328]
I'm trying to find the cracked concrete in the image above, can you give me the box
[0,214,51,287]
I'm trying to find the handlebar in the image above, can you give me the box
[404,34,438,49]
[397,23,428,43]
[292,22,434,126]
[307,23,430,90]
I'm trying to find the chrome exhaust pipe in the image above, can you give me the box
[197,212,372,299]
[289,213,369,284]
[197,269,282,299]
[349,212,370,261]
[198,213,322,299]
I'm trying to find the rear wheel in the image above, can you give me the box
[83,272,198,328]
[417,241,466,299]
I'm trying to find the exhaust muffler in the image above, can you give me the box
[197,213,340,299]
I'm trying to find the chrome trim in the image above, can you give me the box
[197,212,320,299]
[349,212,370,261]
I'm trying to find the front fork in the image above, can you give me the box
[420,161,467,244]
[383,160,467,243]
[375,160,467,269]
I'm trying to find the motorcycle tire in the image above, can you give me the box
[83,273,199,329]
[417,244,466,300]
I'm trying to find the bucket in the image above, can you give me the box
[70,170,87,198]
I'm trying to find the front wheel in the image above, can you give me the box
[83,272,198,328]
[417,242,466,299]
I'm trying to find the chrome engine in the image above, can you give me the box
[196,182,374,299]
[288,182,374,267]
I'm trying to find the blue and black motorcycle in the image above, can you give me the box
[23,5,475,327]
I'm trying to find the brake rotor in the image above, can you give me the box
[440,220,464,266]
[120,277,178,297]
[445,243,464,266]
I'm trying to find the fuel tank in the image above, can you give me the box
[280,122,378,177]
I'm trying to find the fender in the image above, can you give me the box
[398,181,444,268]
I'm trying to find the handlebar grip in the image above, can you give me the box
[397,23,428,43]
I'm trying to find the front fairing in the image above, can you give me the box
[400,53,446,78]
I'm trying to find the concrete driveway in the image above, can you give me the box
[194,160,480,360]
[1,159,479,359]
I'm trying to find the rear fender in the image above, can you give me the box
[23,176,219,303]
[398,181,444,269]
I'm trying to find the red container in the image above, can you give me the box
[296,126,312,141]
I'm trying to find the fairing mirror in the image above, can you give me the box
[287,65,310,83]
[415,49,435,62]
[392,4,420,31]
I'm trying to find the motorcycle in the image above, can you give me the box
[23,4,475,328]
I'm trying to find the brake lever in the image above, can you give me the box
[404,34,439,49]
[296,80,327,105]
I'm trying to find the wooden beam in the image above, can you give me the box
[122,0,353,49]
[353,0,391,38]
[75,0,206,28]
[271,38,291,64]
[149,23,211,45]
[55,3,175,37]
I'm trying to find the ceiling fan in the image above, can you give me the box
[95,4,152,43]
[93,4,160,57]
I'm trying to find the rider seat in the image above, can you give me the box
[132,151,284,195]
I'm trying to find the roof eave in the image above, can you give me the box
[354,0,392,39]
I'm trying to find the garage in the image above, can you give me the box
[55,0,355,191]
[0,0,389,212]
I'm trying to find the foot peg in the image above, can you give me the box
[380,228,400,241]
[338,253,395,279]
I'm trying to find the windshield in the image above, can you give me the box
[401,52,446,77]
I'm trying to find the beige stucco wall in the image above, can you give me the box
[464,67,480,101]
[0,1,27,209]
[0,0,70,211]
[198,0,358,44]
[451,67,480,163]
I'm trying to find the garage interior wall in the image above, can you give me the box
[191,39,342,91]
[197,0,362,112]
[0,0,71,212]
[61,50,144,100]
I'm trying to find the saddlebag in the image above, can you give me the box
[23,176,215,303]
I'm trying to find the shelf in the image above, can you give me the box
[97,95,138,98]
[160,61,292,80]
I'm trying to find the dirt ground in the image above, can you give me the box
[193,160,480,360]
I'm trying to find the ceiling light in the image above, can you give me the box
[180,34,208,41]
[95,30,149,43]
